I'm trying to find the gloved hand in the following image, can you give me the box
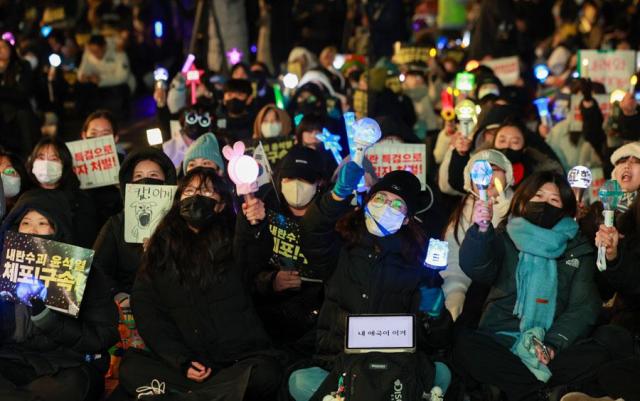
[444,290,466,322]
[30,296,46,316]
[333,161,365,198]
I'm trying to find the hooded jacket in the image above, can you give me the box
[92,147,177,297]
[0,189,118,375]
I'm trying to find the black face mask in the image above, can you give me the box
[500,148,524,164]
[179,195,219,229]
[523,201,565,229]
[133,177,165,186]
[225,98,247,115]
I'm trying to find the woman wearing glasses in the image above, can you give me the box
[118,167,282,400]
[288,163,450,401]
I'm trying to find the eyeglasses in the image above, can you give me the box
[370,192,407,213]
[182,187,216,198]
[185,111,211,128]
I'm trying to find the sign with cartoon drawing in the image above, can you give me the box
[124,184,177,243]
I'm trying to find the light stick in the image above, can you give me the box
[226,48,243,66]
[455,72,475,92]
[610,90,626,104]
[146,128,163,146]
[630,75,638,94]
[534,64,550,83]
[440,88,455,122]
[181,54,195,74]
[273,84,285,109]
[455,99,477,138]
[597,179,622,271]
[182,64,203,106]
[352,117,381,166]
[471,160,493,202]
[424,238,449,271]
[567,165,592,204]
[283,73,299,89]
[343,112,357,158]
[534,97,554,128]
[317,128,343,165]
[154,21,163,39]
[223,142,260,224]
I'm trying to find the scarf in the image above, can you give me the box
[616,191,637,214]
[506,216,578,333]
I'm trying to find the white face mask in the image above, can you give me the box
[1,174,21,197]
[281,179,316,208]
[32,160,63,185]
[261,122,282,138]
[364,202,405,237]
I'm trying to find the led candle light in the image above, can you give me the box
[534,97,554,128]
[630,74,638,94]
[317,128,343,165]
[597,179,623,271]
[146,128,163,146]
[567,166,592,204]
[455,99,478,138]
[223,142,260,224]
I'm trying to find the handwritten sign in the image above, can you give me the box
[124,184,177,243]
[579,50,637,93]
[346,315,415,351]
[481,56,520,86]
[242,136,295,166]
[0,232,95,317]
[266,211,319,282]
[366,143,427,189]
[67,136,120,189]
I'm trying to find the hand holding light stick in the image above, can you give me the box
[223,142,260,225]
[351,117,381,166]
[471,160,493,225]
[567,166,592,204]
[534,97,554,128]
[440,88,456,122]
[154,67,169,107]
[455,99,478,138]
[597,179,622,271]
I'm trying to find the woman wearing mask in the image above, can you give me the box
[0,149,30,213]
[252,104,293,140]
[454,171,606,401]
[289,164,451,401]
[119,168,282,400]
[0,189,118,401]
[243,147,326,346]
[442,150,514,323]
[26,136,98,248]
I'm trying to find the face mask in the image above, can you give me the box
[1,174,21,197]
[260,122,282,138]
[281,180,316,208]
[32,160,63,185]
[225,98,247,115]
[523,201,565,229]
[500,148,524,164]
[179,195,218,229]
[133,177,165,186]
[364,203,405,237]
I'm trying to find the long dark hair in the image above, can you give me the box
[0,149,30,197]
[617,195,640,237]
[0,39,26,87]
[499,170,576,229]
[335,194,427,265]
[141,168,236,289]
[27,136,79,191]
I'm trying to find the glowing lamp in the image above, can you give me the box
[534,97,553,127]
[581,58,590,78]
[567,165,592,204]
[283,73,299,89]
[461,31,471,48]
[41,25,52,38]
[226,48,243,66]
[630,75,638,93]
[455,99,477,138]
[154,21,163,38]
[610,90,626,104]
[48,53,61,68]
[455,72,475,92]
[597,179,623,271]
[534,64,550,83]
[1,32,15,46]
[429,48,437,58]
[333,54,346,70]
[470,160,493,202]
[436,36,447,51]
[352,117,382,166]
[399,73,406,83]
[146,128,163,146]
[465,60,479,72]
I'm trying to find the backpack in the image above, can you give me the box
[310,351,435,401]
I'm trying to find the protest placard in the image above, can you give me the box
[481,56,520,86]
[0,231,95,317]
[66,136,120,189]
[578,50,637,93]
[266,211,318,282]
[366,143,427,189]
[242,136,295,166]
[124,184,177,243]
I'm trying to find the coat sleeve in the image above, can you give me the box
[30,268,119,355]
[233,208,274,294]
[131,274,195,370]
[438,148,466,196]
[618,107,640,142]
[73,190,99,249]
[602,235,640,296]
[440,225,472,297]
[580,101,606,161]
[459,224,503,286]
[92,217,121,296]
[544,248,600,352]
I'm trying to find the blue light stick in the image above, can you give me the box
[534,64,550,83]
[317,128,343,165]
[534,97,554,128]
[343,112,357,158]
[154,21,163,39]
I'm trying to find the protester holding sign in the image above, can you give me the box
[119,168,282,400]
[0,189,118,401]
[26,136,98,248]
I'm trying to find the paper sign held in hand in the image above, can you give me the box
[124,184,177,243]
[66,136,120,189]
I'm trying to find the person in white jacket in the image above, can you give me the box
[78,34,134,92]
[440,149,515,321]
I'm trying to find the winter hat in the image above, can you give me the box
[369,170,421,216]
[463,149,514,193]
[182,133,225,173]
[278,146,323,183]
[610,142,640,165]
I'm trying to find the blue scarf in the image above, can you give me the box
[506,216,578,333]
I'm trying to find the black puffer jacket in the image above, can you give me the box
[0,190,118,375]
[92,147,177,296]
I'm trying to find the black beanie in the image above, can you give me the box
[369,170,421,216]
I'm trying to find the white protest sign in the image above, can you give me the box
[346,315,414,351]
[170,120,182,140]
[481,56,520,86]
[124,184,177,243]
[366,143,427,189]
[66,136,120,189]
[579,50,637,93]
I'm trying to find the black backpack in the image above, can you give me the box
[310,351,435,401]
